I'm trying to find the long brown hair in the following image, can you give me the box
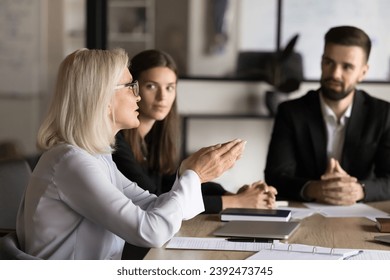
[123,49,179,174]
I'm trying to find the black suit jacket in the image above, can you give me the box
[265,89,390,202]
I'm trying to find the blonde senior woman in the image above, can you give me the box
[16,48,245,260]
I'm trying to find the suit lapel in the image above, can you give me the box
[342,90,365,170]
[306,91,328,174]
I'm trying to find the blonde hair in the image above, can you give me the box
[38,48,129,154]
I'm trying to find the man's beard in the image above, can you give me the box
[320,78,354,101]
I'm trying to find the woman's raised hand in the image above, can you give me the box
[179,139,246,183]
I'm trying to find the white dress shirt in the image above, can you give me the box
[300,93,353,200]
[16,143,204,259]
[319,93,352,161]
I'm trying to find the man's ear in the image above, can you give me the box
[358,63,369,82]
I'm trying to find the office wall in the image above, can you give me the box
[187,0,239,77]
[187,0,390,81]
[0,0,83,156]
[0,0,48,155]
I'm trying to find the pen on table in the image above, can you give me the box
[344,250,364,260]
[225,237,274,243]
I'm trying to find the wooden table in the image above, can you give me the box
[144,201,390,259]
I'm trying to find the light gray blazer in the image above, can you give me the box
[16,144,203,259]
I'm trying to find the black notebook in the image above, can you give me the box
[213,220,300,240]
[220,208,291,222]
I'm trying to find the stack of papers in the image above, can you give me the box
[247,242,362,260]
[166,237,272,252]
[277,203,390,221]
[166,237,390,260]
[303,202,389,221]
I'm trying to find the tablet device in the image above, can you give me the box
[213,220,300,240]
[374,234,390,245]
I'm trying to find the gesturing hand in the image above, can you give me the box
[179,139,246,183]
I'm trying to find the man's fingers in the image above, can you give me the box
[325,157,336,174]
[321,176,357,189]
[334,160,347,174]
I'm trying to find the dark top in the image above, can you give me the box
[264,89,390,202]
[113,131,226,214]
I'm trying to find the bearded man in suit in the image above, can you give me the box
[265,25,390,205]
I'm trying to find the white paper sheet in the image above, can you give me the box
[247,242,362,260]
[303,202,390,221]
[166,237,390,260]
[348,249,390,260]
[166,237,276,252]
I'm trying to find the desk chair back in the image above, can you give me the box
[0,159,31,235]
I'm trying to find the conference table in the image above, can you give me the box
[144,201,390,260]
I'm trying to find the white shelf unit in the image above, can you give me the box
[107,0,155,56]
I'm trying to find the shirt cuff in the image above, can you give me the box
[357,181,366,202]
[171,170,204,219]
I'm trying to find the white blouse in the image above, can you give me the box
[16,144,204,259]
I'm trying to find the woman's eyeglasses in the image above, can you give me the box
[115,80,139,97]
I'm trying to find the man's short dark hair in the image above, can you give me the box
[325,26,371,62]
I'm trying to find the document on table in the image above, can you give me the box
[303,202,389,221]
[166,237,275,252]
[246,242,362,260]
[347,249,390,260]
[166,237,390,260]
